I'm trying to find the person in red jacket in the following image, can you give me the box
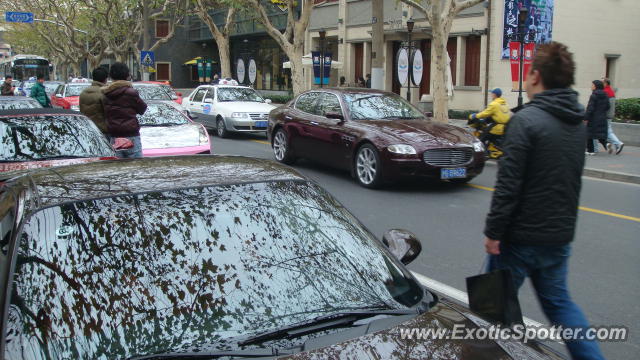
[603,78,624,154]
[102,62,147,158]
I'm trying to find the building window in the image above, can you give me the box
[156,63,171,81]
[447,38,457,86]
[464,36,481,86]
[156,20,170,38]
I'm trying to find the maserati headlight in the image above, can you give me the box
[473,141,485,152]
[231,112,247,118]
[388,144,417,155]
[198,126,209,144]
[70,105,80,111]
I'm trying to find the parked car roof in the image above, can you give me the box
[2,156,305,211]
[0,108,81,116]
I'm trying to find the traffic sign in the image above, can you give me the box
[141,51,155,67]
[5,12,34,23]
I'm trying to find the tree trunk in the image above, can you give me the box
[431,25,450,123]
[60,63,69,82]
[288,45,305,95]
[141,0,151,81]
[215,34,232,78]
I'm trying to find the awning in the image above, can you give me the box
[283,53,343,69]
[183,57,218,65]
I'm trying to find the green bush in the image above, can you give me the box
[615,98,640,121]
[448,109,478,120]
[262,94,294,104]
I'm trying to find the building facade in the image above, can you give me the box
[306,0,640,110]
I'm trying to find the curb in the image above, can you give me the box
[582,168,640,185]
[485,160,640,185]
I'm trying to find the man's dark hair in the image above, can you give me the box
[592,80,604,90]
[92,67,108,83]
[531,42,575,89]
[602,78,611,86]
[36,74,44,80]
[109,62,130,81]
[5,75,11,80]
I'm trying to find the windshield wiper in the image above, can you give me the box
[127,347,287,360]
[238,305,419,346]
[379,116,420,120]
[141,123,185,127]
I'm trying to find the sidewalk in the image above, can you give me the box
[449,119,640,185]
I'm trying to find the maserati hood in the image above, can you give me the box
[140,124,205,149]
[359,119,477,148]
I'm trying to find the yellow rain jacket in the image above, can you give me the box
[475,97,511,135]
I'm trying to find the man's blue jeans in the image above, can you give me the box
[488,243,605,360]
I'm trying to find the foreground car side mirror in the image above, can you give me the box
[382,229,422,265]
[325,112,344,121]
[264,99,272,104]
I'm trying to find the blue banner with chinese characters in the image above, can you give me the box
[502,0,554,59]
[312,51,332,85]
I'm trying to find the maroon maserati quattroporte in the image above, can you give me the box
[267,88,486,188]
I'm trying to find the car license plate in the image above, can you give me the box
[255,121,268,128]
[441,168,467,179]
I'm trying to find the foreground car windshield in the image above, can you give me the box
[65,85,90,97]
[0,115,115,161]
[0,99,42,110]
[217,87,264,102]
[137,103,189,126]
[345,93,424,120]
[134,85,172,100]
[7,181,423,359]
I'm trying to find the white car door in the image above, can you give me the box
[187,87,209,126]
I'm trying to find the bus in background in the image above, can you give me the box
[0,55,51,81]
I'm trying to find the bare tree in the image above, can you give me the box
[192,1,237,78]
[399,0,485,123]
[244,0,315,95]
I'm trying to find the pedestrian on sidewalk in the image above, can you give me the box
[1,76,14,96]
[102,62,147,158]
[603,78,624,154]
[483,42,605,360]
[80,67,109,136]
[365,74,372,88]
[30,75,51,108]
[339,76,347,87]
[585,80,609,155]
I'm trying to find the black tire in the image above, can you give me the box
[216,117,229,138]
[354,144,383,188]
[272,128,296,164]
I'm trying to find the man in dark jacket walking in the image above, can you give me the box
[484,42,604,360]
[30,75,51,107]
[585,80,609,155]
[79,67,109,135]
[102,62,147,158]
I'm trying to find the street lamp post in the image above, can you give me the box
[517,8,529,108]
[406,19,414,102]
[319,30,326,88]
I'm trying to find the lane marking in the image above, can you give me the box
[467,184,640,223]
[411,271,544,328]
[251,139,270,145]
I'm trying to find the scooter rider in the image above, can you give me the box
[469,88,511,146]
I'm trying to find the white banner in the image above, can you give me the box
[237,58,246,83]
[396,48,409,86]
[248,59,257,84]
[411,49,423,87]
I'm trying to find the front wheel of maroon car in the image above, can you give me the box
[355,144,383,188]
[273,128,296,165]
